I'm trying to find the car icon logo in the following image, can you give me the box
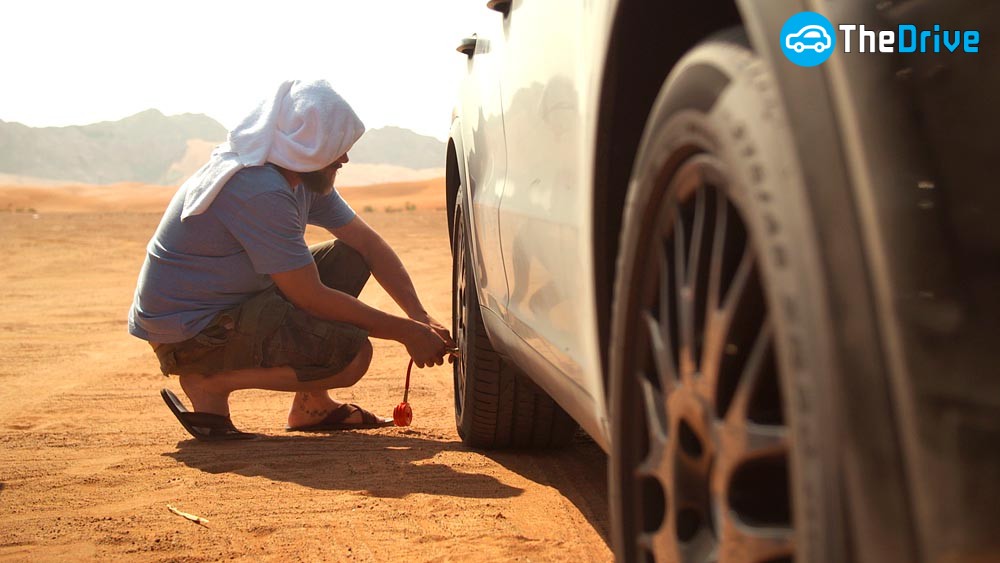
[780,12,837,66]
[785,25,833,53]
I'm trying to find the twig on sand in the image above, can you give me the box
[167,504,209,526]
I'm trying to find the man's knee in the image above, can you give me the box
[345,338,373,384]
[333,241,371,288]
[312,240,371,297]
[333,239,367,266]
[301,338,372,391]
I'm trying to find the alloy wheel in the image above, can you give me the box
[625,154,794,563]
[452,209,469,418]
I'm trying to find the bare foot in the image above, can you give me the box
[178,373,231,417]
[286,391,369,428]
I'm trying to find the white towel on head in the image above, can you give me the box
[179,79,365,220]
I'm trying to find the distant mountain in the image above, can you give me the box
[0,113,446,185]
[349,126,446,170]
[0,110,227,185]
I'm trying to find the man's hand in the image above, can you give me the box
[402,319,451,368]
[411,314,458,364]
[414,314,455,347]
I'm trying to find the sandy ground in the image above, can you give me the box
[0,181,611,562]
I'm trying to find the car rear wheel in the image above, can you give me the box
[609,31,847,562]
[452,199,576,449]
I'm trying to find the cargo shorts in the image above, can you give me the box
[152,240,371,382]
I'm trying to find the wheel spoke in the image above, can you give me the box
[716,416,789,472]
[638,375,669,449]
[726,320,773,425]
[672,204,688,327]
[699,307,727,409]
[642,309,679,395]
[744,423,788,457]
[720,246,754,316]
[687,189,710,380]
[640,529,682,563]
[686,189,707,296]
[707,191,728,316]
[658,236,681,389]
[673,207,696,381]
[715,512,794,563]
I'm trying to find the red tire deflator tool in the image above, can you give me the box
[394,347,459,427]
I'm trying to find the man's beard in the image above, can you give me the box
[300,169,334,195]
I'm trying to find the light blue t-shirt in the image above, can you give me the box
[128,164,355,343]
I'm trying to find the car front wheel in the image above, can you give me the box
[451,198,576,449]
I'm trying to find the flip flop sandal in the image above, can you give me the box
[160,389,257,442]
[285,403,393,432]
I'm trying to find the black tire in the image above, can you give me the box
[451,199,576,449]
[609,30,846,562]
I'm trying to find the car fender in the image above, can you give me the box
[448,115,495,341]
[447,115,469,242]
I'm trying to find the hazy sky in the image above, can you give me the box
[0,0,489,140]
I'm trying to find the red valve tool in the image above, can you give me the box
[393,348,460,427]
[393,359,415,427]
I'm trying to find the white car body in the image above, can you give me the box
[454,1,619,449]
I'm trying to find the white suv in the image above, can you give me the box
[446,2,1000,561]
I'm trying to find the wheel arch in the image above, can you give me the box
[591,0,744,383]
[446,118,466,247]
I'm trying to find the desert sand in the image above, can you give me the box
[0,179,611,562]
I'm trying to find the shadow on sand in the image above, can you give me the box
[165,428,609,548]
[484,432,610,548]
[164,429,523,500]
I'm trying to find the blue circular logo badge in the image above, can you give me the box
[780,12,837,67]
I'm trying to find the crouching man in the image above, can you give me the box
[128,79,452,441]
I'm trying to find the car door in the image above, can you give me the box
[460,8,511,316]
[494,1,611,404]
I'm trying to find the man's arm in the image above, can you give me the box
[329,216,454,344]
[270,264,448,367]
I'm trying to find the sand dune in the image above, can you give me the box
[335,164,446,187]
[0,183,176,214]
[158,137,445,188]
[0,173,79,186]
[0,177,446,215]
[163,139,218,185]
